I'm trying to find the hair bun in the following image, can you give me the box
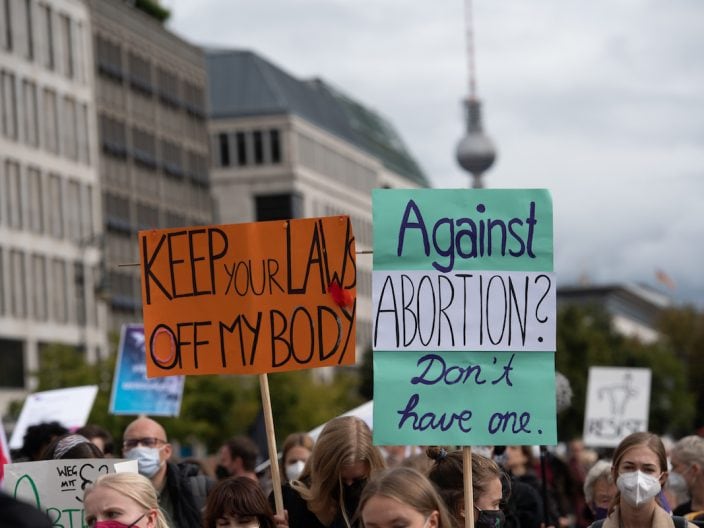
[426,446,448,461]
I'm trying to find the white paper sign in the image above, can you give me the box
[583,367,651,447]
[2,458,135,525]
[9,386,99,449]
[373,270,556,351]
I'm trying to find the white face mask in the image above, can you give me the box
[617,470,662,507]
[285,460,306,481]
[126,446,163,478]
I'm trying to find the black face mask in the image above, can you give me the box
[475,509,505,528]
[215,464,231,480]
[341,478,367,514]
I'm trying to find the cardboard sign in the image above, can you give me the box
[583,367,651,447]
[140,216,356,377]
[2,458,136,525]
[9,386,98,450]
[109,324,185,416]
[372,189,557,445]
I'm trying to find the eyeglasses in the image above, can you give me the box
[123,437,167,449]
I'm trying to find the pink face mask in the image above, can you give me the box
[93,512,147,528]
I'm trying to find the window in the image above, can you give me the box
[218,133,230,167]
[32,254,47,321]
[0,0,12,51]
[132,127,157,168]
[157,67,179,107]
[81,183,94,240]
[1,70,17,140]
[39,3,54,70]
[52,258,67,323]
[43,88,59,153]
[24,0,33,60]
[23,79,38,146]
[27,166,43,233]
[74,261,85,326]
[76,102,90,164]
[96,35,122,80]
[253,130,264,165]
[10,250,26,318]
[62,96,78,160]
[255,193,303,221]
[4,159,22,229]
[59,13,73,78]
[0,339,24,388]
[48,173,63,239]
[66,179,81,242]
[187,150,208,185]
[99,114,127,157]
[270,129,281,163]
[161,139,183,177]
[136,202,159,230]
[128,52,152,94]
[236,131,247,166]
[105,192,131,233]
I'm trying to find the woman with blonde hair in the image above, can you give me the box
[84,472,169,528]
[358,466,455,528]
[282,416,385,528]
[588,431,696,528]
[280,432,315,483]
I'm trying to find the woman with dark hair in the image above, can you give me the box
[588,432,696,528]
[205,476,284,528]
[41,433,104,460]
[427,446,506,528]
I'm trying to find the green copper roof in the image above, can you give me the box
[206,49,428,186]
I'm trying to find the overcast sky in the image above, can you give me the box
[166,0,704,307]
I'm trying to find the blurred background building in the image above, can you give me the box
[0,0,106,410]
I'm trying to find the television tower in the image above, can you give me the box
[455,0,497,188]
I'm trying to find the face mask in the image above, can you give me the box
[94,511,147,528]
[341,478,367,514]
[475,508,505,528]
[215,464,231,480]
[125,446,163,478]
[592,505,609,520]
[617,470,661,507]
[285,460,306,481]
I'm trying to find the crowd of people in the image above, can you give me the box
[2,415,703,528]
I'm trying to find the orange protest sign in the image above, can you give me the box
[139,216,356,377]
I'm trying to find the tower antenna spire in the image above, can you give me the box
[455,0,497,188]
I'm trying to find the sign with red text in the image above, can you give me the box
[139,216,356,377]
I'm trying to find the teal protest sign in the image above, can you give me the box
[372,188,557,446]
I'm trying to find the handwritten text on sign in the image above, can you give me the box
[140,216,356,376]
[373,270,555,351]
[2,459,130,526]
[372,189,556,446]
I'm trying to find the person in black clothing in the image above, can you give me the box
[122,416,214,528]
[280,416,385,528]
[0,491,52,528]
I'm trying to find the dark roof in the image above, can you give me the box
[205,49,428,186]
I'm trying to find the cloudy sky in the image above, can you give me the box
[166,0,704,307]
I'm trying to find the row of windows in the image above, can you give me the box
[0,69,91,163]
[95,34,206,118]
[0,247,90,327]
[298,132,377,194]
[100,114,208,184]
[320,203,372,248]
[0,158,95,242]
[216,129,282,168]
[0,0,88,84]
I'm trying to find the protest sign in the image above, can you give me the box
[139,216,356,377]
[2,458,136,525]
[583,366,651,447]
[9,386,98,450]
[372,189,556,446]
[109,323,184,416]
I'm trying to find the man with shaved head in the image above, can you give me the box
[122,416,212,528]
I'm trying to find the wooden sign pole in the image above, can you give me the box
[259,373,284,516]
[463,446,474,528]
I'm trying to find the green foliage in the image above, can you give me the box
[555,304,696,441]
[134,0,170,23]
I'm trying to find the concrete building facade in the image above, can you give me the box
[0,0,106,407]
[206,49,428,358]
[88,0,212,333]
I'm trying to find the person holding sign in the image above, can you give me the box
[427,447,506,528]
[588,432,696,528]
[358,466,454,528]
[282,416,385,528]
[84,472,169,528]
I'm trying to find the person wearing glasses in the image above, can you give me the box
[122,416,214,528]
